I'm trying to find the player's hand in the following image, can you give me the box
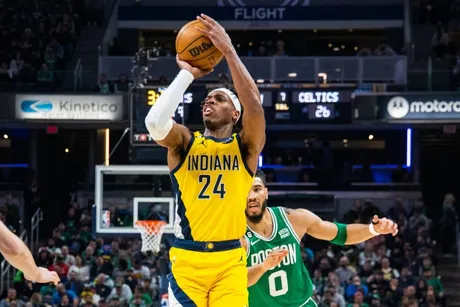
[372,215,399,236]
[176,55,213,79]
[25,267,60,285]
[194,14,234,55]
[262,249,289,271]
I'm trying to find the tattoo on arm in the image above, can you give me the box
[283,207,293,215]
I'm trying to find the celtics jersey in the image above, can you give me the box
[245,207,314,307]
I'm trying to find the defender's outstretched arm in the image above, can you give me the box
[0,221,60,284]
[285,208,398,245]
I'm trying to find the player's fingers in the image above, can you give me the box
[201,13,217,24]
[372,215,379,223]
[387,219,394,230]
[51,271,60,284]
[193,26,210,35]
[393,228,399,236]
[379,218,387,230]
[196,16,213,29]
[272,249,288,256]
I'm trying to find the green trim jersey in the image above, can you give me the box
[245,207,315,307]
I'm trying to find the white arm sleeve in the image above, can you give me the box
[144,70,194,140]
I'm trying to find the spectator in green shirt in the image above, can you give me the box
[37,63,53,83]
[346,291,369,307]
[423,269,444,298]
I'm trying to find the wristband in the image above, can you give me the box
[330,222,347,246]
[369,223,380,236]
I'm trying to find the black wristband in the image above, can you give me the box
[372,220,379,225]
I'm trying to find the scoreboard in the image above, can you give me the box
[131,87,352,146]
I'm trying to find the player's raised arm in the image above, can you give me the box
[195,14,265,154]
[0,221,60,285]
[285,208,399,245]
[144,56,212,150]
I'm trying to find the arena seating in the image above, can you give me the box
[0,0,82,91]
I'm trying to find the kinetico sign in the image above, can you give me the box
[15,94,123,121]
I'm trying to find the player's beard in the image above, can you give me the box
[245,199,268,224]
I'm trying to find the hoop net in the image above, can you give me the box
[135,220,167,253]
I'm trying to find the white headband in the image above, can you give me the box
[208,88,241,121]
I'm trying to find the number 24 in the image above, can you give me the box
[198,174,226,199]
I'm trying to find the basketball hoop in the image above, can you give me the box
[135,220,167,253]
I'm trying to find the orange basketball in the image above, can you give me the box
[176,20,223,70]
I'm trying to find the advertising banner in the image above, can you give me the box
[354,93,460,123]
[118,5,402,22]
[15,94,124,121]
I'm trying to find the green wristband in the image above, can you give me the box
[330,222,347,246]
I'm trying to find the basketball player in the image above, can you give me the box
[0,221,60,284]
[242,170,398,307]
[145,14,265,307]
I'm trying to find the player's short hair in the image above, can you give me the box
[255,169,267,186]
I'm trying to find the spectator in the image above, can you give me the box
[9,51,24,77]
[49,256,70,282]
[91,256,112,280]
[36,248,53,268]
[94,274,111,300]
[312,269,326,295]
[0,288,25,307]
[106,281,132,305]
[80,284,100,305]
[61,245,76,266]
[418,257,436,278]
[358,260,374,279]
[68,255,90,282]
[96,74,115,94]
[387,197,408,221]
[366,270,387,298]
[132,259,150,280]
[115,74,130,92]
[335,256,356,284]
[408,205,431,233]
[27,292,43,307]
[371,293,382,307]
[423,269,444,298]
[57,293,71,306]
[347,291,368,307]
[328,286,346,307]
[439,193,457,255]
[432,23,449,59]
[384,278,403,305]
[36,63,53,84]
[65,270,84,297]
[129,286,152,306]
[400,266,417,289]
[380,257,400,281]
[359,242,378,267]
[51,283,78,306]
[346,275,369,299]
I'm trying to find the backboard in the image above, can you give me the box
[93,165,175,236]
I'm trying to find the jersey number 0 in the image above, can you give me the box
[198,174,226,199]
[268,270,289,297]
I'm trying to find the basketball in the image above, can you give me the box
[176,20,224,70]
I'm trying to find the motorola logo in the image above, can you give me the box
[387,96,410,119]
[387,96,460,119]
